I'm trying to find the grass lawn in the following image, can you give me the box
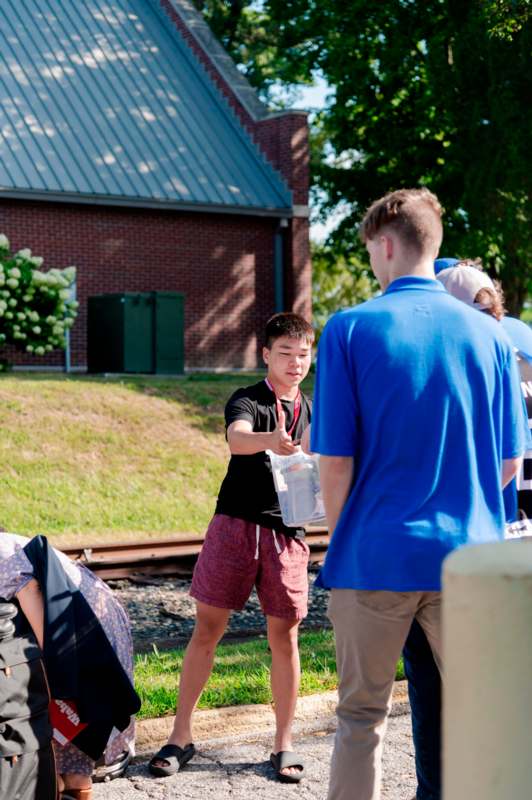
[134,629,405,720]
[0,371,312,544]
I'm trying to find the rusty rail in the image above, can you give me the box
[60,528,330,580]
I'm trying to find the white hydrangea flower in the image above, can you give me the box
[6,278,19,289]
[26,345,34,353]
[29,256,43,267]
[32,326,41,334]
[8,267,21,279]
[8,298,17,307]
[35,346,45,355]
[16,248,32,260]
[0,233,10,251]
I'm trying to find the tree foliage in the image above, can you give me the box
[198,1,532,314]
[312,243,376,339]
[193,0,311,102]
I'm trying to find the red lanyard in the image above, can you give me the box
[265,378,302,436]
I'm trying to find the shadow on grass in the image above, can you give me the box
[118,372,314,436]
[1,371,314,437]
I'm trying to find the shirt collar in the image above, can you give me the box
[384,275,446,295]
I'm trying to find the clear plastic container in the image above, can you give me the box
[267,450,326,527]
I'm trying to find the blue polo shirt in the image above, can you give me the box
[501,316,532,362]
[311,276,525,591]
[501,319,532,520]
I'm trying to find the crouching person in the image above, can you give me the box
[0,598,56,800]
[0,531,141,800]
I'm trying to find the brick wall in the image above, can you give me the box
[0,201,305,369]
[0,6,312,371]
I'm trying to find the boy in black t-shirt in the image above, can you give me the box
[149,313,313,783]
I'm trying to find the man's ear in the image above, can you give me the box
[262,346,270,366]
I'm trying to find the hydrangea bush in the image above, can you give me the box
[0,233,78,360]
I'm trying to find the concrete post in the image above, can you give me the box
[443,540,532,799]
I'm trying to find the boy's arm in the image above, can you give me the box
[502,456,523,488]
[16,578,44,649]
[301,424,312,454]
[319,455,354,536]
[228,406,300,456]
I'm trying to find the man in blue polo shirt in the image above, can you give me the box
[311,188,525,800]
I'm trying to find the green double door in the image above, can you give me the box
[88,291,184,374]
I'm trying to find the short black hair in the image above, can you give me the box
[264,313,314,349]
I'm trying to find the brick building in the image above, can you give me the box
[0,0,310,369]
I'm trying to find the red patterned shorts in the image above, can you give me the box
[190,514,309,620]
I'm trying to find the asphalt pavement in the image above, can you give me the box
[93,705,417,800]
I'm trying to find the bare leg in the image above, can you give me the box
[61,773,92,790]
[151,601,230,768]
[267,615,302,777]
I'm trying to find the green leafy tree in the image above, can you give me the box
[312,242,376,338]
[197,2,532,315]
[484,0,532,40]
[263,0,532,314]
[194,1,310,103]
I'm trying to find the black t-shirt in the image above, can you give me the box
[215,380,312,536]
[517,353,532,517]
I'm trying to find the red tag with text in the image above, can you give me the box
[49,699,88,745]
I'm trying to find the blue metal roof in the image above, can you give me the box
[0,0,292,214]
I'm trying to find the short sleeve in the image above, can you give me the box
[0,546,35,600]
[502,350,527,459]
[225,390,256,429]
[311,314,360,456]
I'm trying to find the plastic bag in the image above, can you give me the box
[267,449,326,527]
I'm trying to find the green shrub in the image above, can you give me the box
[0,233,78,357]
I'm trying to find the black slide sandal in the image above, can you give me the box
[148,743,196,777]
[270,751,306,783]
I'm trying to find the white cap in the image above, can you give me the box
[437,265,495,309]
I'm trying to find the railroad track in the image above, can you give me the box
[60,528,330,580]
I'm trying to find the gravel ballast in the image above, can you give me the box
[109,568,331,651]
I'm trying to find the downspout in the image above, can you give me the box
[274,218,289,313]
[64,279,77,373]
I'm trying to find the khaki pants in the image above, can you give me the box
[327,590,442,800]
